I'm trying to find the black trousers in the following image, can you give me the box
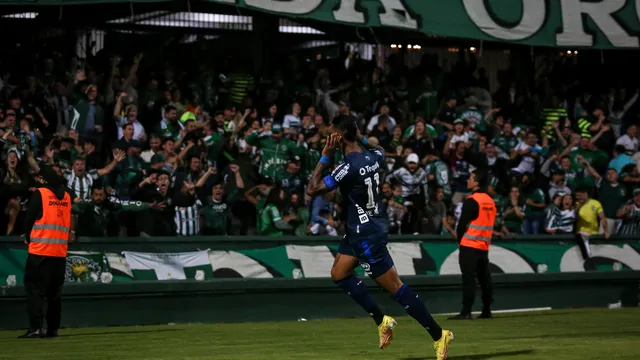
[459,245,493,314]
[23,254,66,331]
[403,194,425,234]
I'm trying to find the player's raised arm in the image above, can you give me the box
[307,133,343,197]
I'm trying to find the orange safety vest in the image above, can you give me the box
[28,188,72,258]
[460,192,496,252]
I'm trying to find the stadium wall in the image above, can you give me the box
[1,236,639,329]
[0,271,638,330]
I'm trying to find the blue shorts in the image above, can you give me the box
[338,232,395,279]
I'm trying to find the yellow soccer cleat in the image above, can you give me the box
[378,315,397,349]
[433,329,454,359]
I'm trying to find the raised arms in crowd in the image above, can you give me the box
[244,184,271,207]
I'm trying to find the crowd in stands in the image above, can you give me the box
[1,46,640,238]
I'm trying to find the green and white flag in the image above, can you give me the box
[123,251,212,280]
[66,251,105,283]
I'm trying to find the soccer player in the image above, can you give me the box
[306,115,454,359]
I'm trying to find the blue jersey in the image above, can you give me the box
[323,148,387,237]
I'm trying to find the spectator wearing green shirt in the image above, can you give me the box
[284,193,310,237]
[523,183,547,234]
[201,164,244,235]
[259,186,294,236]
[544,193,563,230]
[561,136,608,187]
[620,163,640,199]
[113,140,147,200]
[275,155,304,197]
[245,123,303,180]
[590,167,627,236]
[301,139,321,181]
[492,122,518,156]
[72,186,165,237]
[155,105,180,141]
[458,96,487,133]
[542,154,580,190]
[244,183,271,234]
[502,187,525,236]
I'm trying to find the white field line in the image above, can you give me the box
[436,307,553,316]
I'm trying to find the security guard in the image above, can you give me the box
[449,168,496,320]
[19,165,74,339]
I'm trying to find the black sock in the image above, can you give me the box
[335,275,385,326]
[393,284,442,341]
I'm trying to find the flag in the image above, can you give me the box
[123,251,212,280]
[66,251,106,283]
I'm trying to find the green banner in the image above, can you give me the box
[206,0,640,49]
[0,250,107,285]
[208,0,640,49]
[4,0,639,49]
[2,242,640,284]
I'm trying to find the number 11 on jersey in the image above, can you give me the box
[364,173,380,210]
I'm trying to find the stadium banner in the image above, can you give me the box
[0,250,108,286]
[4,0,639,49]
[122,250,213,280]
[1,242,640,284]
[206,0,640,49]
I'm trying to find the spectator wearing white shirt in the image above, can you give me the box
[282,102,302,136]
[115,104,146,142]
[616,124,638,154]
[511,133,542,175]
[367,104,396,133]
[141,134,162,163]
[448,119,470,149]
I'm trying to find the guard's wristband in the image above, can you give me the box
[361,137,368,145]
[319,155,330,165]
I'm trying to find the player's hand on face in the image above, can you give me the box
[322,133,340,157]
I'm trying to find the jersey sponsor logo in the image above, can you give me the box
[332,164,350,182]
[358,162,380,175]
[49,200,69,207]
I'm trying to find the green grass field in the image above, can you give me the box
[0,308,638,360]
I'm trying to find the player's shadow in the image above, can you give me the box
[400,349,534,360]
[57,329,182,337]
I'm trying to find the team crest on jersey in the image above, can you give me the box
[360,262,372,275]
